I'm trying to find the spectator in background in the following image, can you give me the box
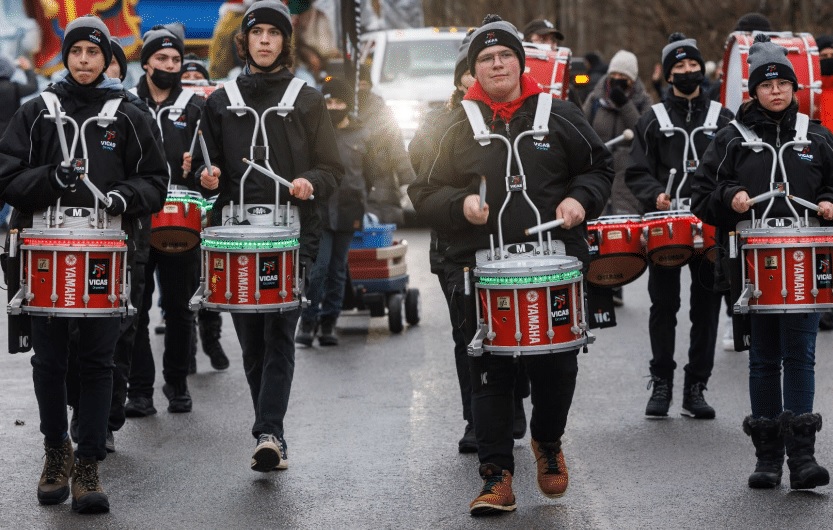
[0,54,39,229]
[522,19,564,47]
[208,0,251,80]
[290,0,339,59]
[181,54,210,82]
[584,52,608,92]
[357,64,416,225]
[294,38,328,88]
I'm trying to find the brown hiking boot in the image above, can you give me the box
[531,438,569,498]
[71,458,109,514]
[469,464,517,516]
[37,437,74,505]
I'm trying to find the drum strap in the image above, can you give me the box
[793,113,809,150]
[461,100,491,146]
[41,92,122,128]
[224,77,306,118]
[462,93,552,145]
[166,89,196,121]
[651,103,675,137]
[731,120,764,153]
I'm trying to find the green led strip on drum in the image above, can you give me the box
[202,238,300,250]
[479,270,582,285]
[174,197,210,209]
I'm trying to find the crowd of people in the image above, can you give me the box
[1,0,833,519]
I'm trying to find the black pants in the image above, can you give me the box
[444,265,567,473]
[33,317,119,460]
[647,256,722,386]
[231,309,299,439]
[67,261,147,431]
[436,265,474,423]
[128,248,199,398]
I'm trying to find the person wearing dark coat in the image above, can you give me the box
[625,33,734,420]
[410,15,613,515]
[195,0,342,473]
[0,16,167,513]
[692,36,833,491]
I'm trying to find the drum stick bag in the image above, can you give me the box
[586,284,617,329]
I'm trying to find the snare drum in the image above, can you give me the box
[151,190,206,253]
[586,215,646,287]
[198,225,300,313]
[14,228,129,317]
[472,254,587,355]
[643,210,698,268]
[736,221,833,313]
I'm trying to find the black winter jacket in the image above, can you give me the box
[691,101,833,231]
[626,91,734,211]
[195,68,343,265]
[408,95,613,267]
[324,120,372,232]
[135,78,205,189]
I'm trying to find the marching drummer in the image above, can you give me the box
[692,35,833,491]
[625,33,734,419]
[409,14,612,515]
[194,0,342,472]
[0,15,166,513]
[126,24,212,419]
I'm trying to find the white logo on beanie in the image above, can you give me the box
[161,37,173,48]
[88,29,102,44]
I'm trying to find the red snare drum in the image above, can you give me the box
[151,190,206,253]
[736,222,833,313]
[642,210,698,268]
[721,31,821,119]
[15,228,129,316]
[586,215,646,287]
[198,225,300,313]
[524,44,571,100]
[695,221,718,263]
[472,255,587,355]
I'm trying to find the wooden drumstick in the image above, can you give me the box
[242,158,315,200]
[745,188,785,206]
[787,194,821,212]
[479,176,486,210]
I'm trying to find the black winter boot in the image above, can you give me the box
[318,316,338,346]
[742,415,783,488]
[645,376,672,417]
[199,312,229,370]
[781,411,830,489]
[295,318,316,346]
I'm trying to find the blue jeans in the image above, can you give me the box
[302,229,352,322]
[749,313,820,419]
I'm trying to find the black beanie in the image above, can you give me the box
[182,58,210,81]
[110,37,127,81]
[817,35,833,53]
[467,15,525,75]
[140,25,185,66]
[660,33,705,80]
[747,34,798,95]
[454,28,476,86]
[322,76,354,112]
[62,16,113,70]
[242,0,293,40]
[734,12,772,32]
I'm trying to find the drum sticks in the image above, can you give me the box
[241,158,314,200]
[525,218,565,236]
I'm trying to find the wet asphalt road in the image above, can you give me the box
[2,227,833,529]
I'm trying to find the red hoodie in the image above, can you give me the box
[464,73,544,125]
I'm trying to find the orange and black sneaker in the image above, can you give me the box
[531,438,569,498]
[469,463,517,516]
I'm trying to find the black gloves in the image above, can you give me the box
[609,87,629,107]
[105,190,127,216]
[51,164,78,190]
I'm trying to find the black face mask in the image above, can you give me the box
[328,109,349,126]
[671,71,704,95]
[821,58,833,77]
[150,68,181,90]
[608,78,629,92]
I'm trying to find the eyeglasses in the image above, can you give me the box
[476,50,517,67]
[757,79,793,92]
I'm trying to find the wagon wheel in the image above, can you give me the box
[388,293,404,333]
[405,288,420,325]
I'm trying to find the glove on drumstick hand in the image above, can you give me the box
[51,164,78,191]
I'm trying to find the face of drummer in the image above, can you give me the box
[474,45,522,103]
[67,41,106,86]
[755,77,794,113]
[247,23,283,71]
[146,48,182,77]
